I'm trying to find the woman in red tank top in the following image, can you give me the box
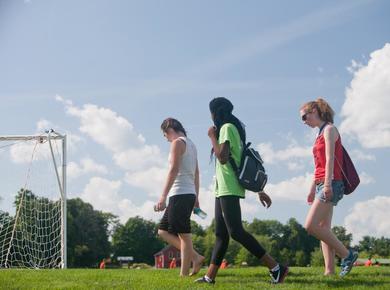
[300,98,358,277]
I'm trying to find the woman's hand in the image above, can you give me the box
[208,126,217,139]
[155,195,167,212]
[194,197,200,209]
[258,191,272,208]
[307,190,315,205]
[323,184,333,202]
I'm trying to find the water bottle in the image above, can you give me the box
[193,207,207,219]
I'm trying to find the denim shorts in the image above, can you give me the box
[315,180,344,206]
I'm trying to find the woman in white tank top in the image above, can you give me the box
[155,118,204,276]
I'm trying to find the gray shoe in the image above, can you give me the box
[340,249,358,277]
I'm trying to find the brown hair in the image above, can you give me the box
[161,118,187,136]
[301,97,335,123]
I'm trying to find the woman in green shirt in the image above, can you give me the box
[195,97,288,284]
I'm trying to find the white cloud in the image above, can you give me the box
[10,139,52,163]
[346,59,364,74]
[36,119,53,132]
[66,132,84,152]
[67,158,108,180]
[256,142,312,165]
[344,196,390,244]
[57,96,165,172]
[81,177,122,213]
[359,171,375,185]
[340,43,390,148]
[113,145,165,171]
[265,173,313,202]
[124,166,167,197]
[80,176,158,223]
[55,95,73,106]
[287,162,305,171]
[65,102,145,153]
[349,149,376,161]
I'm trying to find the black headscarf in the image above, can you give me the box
[209,97,246,145]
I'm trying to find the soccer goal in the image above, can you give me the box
[0,130,67,269]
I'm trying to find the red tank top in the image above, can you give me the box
[313,125,343,183]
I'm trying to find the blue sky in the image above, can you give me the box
[0,0,389,244]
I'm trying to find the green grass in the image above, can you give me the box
[0,267,389,289]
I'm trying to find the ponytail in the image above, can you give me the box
[316,98,334,123]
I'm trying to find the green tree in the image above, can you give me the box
[310,247,324,266]
[295,250,307,267]
[190,220,205,236]
[224,239,241,266]
[281,218,316,266]
[358,236,376,255]
[234,235,273,266]
[191,220,206,257]
[67,198,113,267]
[372,237,390,257]
[333,226,352,248]
[112,216,164,265]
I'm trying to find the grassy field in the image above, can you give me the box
[0,266,389,289]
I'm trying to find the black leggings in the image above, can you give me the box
[210,196,266,266]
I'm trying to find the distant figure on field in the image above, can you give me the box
[365,258,372,267]
[220,259,228,269]
[170,257,177,269]
[99,258,106,269]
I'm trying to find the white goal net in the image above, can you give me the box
[0,130,67,268]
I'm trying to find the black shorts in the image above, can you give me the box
[158,194,196,234]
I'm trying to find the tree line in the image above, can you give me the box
[2,193,389,268]
[66,198,390,267]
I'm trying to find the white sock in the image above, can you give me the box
[204,275,213,282]
[271,264,280,272]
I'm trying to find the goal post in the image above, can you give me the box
[0,130,67,268]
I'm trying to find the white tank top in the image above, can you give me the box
[169,137,197,196]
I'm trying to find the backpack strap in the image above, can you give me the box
[229,142,251,173]
[318,122,329,137]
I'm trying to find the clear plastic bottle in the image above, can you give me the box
[193,207,207,219]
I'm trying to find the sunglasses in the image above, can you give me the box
[301,112,309,121]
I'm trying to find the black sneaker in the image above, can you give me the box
[194,276,215,284]
[269,265,289,284]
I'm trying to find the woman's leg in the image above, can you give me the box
[305,199,349,259]
[219,196,288,283]
[178,233,193,276]
[319,206,335,275]
[220,196,275,267]
[205,198,230,280]
[157,229,204,267]
[158,195,204,276]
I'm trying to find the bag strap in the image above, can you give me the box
[229,156,238,172]
[318,122,328,137]
[334,146,351,187]
[229,142,250,173]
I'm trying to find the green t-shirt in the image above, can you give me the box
[213,123,245,198]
